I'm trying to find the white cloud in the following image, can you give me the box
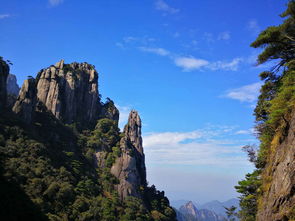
[235,128,255,135]
[0,14,11,19]
[209,58,243,71]
[247,19,261,35]
[49,0,64,7]
[143,128,251,167]
[138,47,170,56]
[174,57,209,71]
[174,56,242,72]
[224,82,262,103]
[116,104,132,130]
[144,131,203,147]
[155,0,179,14]
[218,31,231,40]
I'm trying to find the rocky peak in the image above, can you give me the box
[180,201,199,218]
[13,60,101,127]
[99,98,119,124]
[13,78,37,123]
[7,74,20,96]
[124,110,143,154]
[0,58,9,109]
[111,110,147,200]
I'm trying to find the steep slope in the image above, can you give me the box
[256,110,295,220]
[0,58,176,221]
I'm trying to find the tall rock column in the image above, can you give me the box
[12,78,37,123]
[0,58,9,110]
[111,110,147,200]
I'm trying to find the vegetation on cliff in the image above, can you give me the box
[235,1,295,220]
[0,57,176,221]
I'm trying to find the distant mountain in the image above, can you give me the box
[171,200,199,209]
[199,198,240,217]
[176,201,225,221]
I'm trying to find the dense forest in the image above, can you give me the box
[235,1,295,220]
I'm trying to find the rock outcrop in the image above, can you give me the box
[0,58,9,109]
[111,110,147,200]
[100,98,119,123]
[13,78,37,123]
[6,74,20,108]
[13,60,101,126]
[257,110,295,221]
[7,74,20,96]
[36,60,100,125]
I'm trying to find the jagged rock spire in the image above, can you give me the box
[124,110,143,154]
[111,110,147,200]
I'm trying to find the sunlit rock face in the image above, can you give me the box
[257,110,295,221]
[111,110,147,200]
[13,60,103,127]
[35,60,100,125]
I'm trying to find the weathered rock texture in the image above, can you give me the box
[7,74,20,96]
[13,60,102,126]
[257,110,295,221]
[13,78,37,123]
[0,58,9,109]
[100,98,119,123]
[36,60,100,125]
[111,110,147,200]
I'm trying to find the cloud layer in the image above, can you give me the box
[143,126,253,168]
[224,82,262,103]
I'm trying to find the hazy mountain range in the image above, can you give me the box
[172,198,240,221]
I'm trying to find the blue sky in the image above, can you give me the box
[0,0,287,204]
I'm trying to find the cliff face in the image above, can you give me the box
[36,60,100,125]
[0,58,9,109]
[111,110,147,200]
[7,74,20,96]
[13,60,101,126]
[257,110,295,221]
[13,78,37,124]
